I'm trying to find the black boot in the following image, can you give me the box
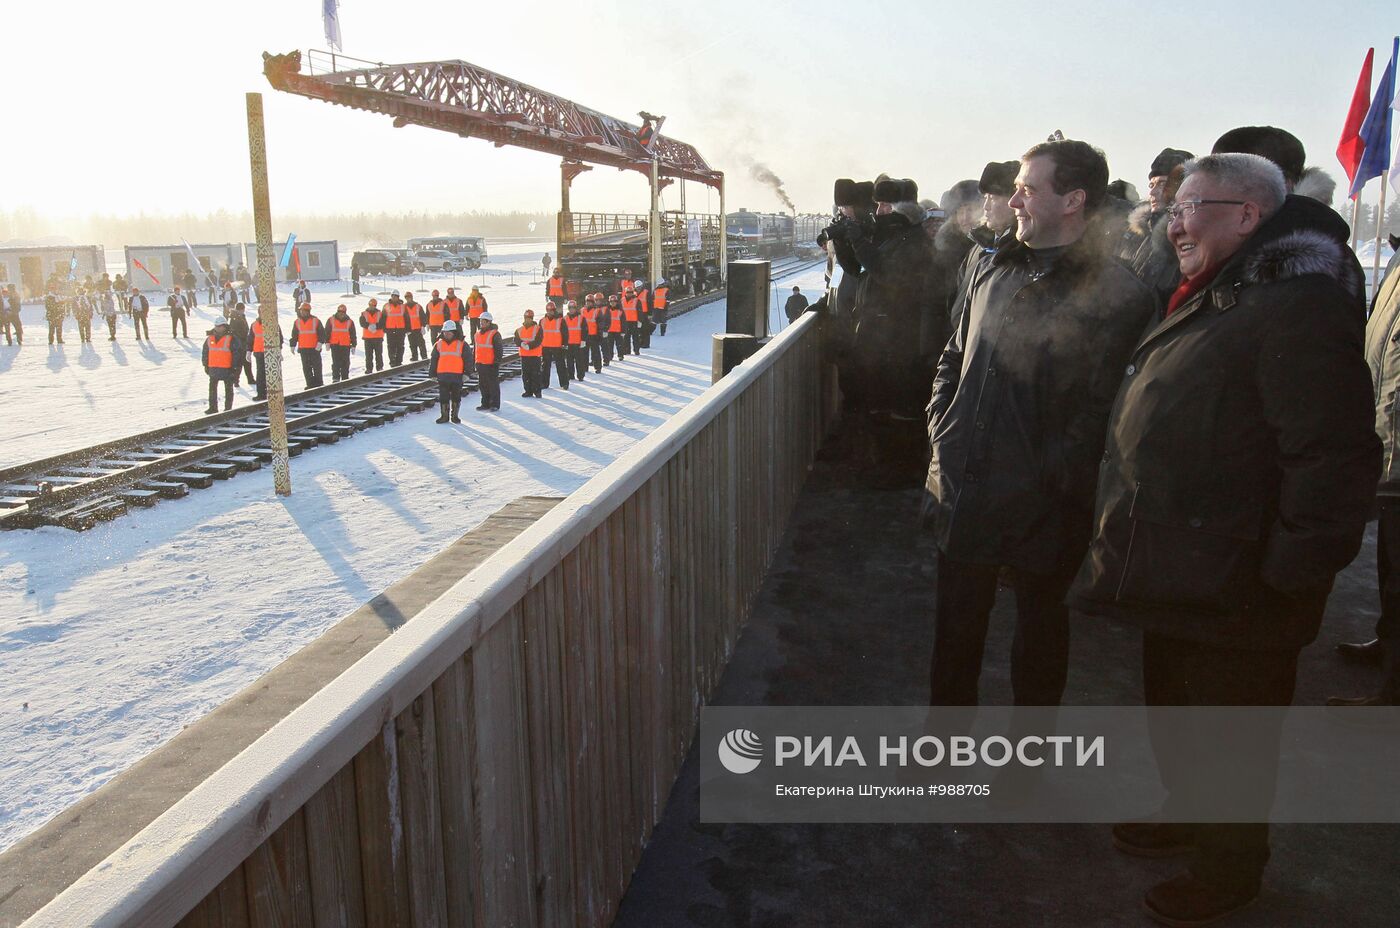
[450,401,461,423]
[435,401,449,424]
[1336,638,1384,666]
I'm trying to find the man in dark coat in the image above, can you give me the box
[45,289,66,344]
[167,287,189,338]
[227,303,254,386]
[783,286,809,322]
[202,318,243,413]
[945,161,1020,338]
[129,288,150,340]
[428,319,466,423]
[474,313,503,411]
[924,139,1156,708]
[1332,238,1400,706]
[2,284,23,345]
[1068,153,1380,924]
[1122,147,1193,304]
[288,302,326,389]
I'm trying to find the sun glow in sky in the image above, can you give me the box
[8,0,1397,224]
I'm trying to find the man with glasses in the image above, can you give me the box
[925,139,1155,709]
[1070,153,1379,925]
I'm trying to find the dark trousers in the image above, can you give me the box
[567,343,587,380]
[609,330,628,359]
[171,313,187,338]
[208,377,233,411]
[48,320,64,344]
[77,318,92,342]
[254,352,267,399]
[468,317,481,338]
[542,347,569,388]
[133,312,150,340]
[654,306,668,335]
[364,338,384,373]
[437,377,463,417]
[1142,632,1298,893]
[2,315,21,344]
[639,313,653,348]
[1374,499,1400,693]
[298,348,323,388]
[387,330,406,366]
[352,278,361,295]
[408,329,427,361]
[429,325,442,343]
[330,345,352,382]
[929,554,1075,707]
[106,316,117,339]
[586,336,604,371]
[520,356,543,396]
[626,320,643,354]
[477,364,500,408]
[236,353,254,386]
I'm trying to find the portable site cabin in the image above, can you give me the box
[123,243,242,296]
[0,245,106,301]
[242,240,340,282]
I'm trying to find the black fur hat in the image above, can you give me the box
[833,178,857,206]
[852,181,876,212]
[1211,126,1304,187]
[874,178,904,202]
[899,178,919,202]
[940,179,982,214]
[978,161,1019,196]
[1149,147,1193,179]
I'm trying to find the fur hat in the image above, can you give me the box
[1149,148,1193,179]
[873,178,904,203]
[978,161,1019,196]
[1212,126,1304,188]
[1106,179,1140,203]
[899,178,918,202]
[940,179,982,214]
[1294,167,1337,207]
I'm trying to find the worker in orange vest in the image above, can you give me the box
[581,295,607,373]
[326,304,359,383]
[653,278,671,336]
[634,279,654,348]
[605,293,627,363]
[620,287,644,356]
[426,289,447,341]
[444,287,465,325]
[202,318,242,413]
[359,298,385,373]
[248,311,278,401]
[466,286,488,337]
[546,267,567,304]
[287,302,325,388]
[474,313,503,411]
[384,292,409,367]
[404,290,428,362]
[564,300,588,382]
[428,319,467,423]
[539,301,569,391]
[515,309,545,398]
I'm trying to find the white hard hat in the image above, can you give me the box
[479,312,492,322]
[441,319,458,333]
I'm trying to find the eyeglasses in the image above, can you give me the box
[1165,199,1247,220]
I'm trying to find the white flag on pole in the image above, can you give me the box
[180,239,216,290]
[323,0,343,51]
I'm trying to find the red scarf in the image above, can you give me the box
[1165,263,1224,317]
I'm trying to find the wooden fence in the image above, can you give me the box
[23,311,837,928]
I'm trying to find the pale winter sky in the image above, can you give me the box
[9,0,1398,225]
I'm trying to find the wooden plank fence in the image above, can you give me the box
[22,312,837,928]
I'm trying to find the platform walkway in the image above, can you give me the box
[612,452,1400,928]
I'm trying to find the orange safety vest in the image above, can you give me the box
[474,329,496,365]
[581,306,600,336]
[436,337,465,374]
[607,306,623,333]
[621,295,640,323]
[385,302,407,329]
[564,314,584,345]
[207,334,233,368]
[516,324,542,357]
[405,302,423,330]
[445,297,464,322]
[427,299,446,326]
[636,288,650,313]
[295,316,320,349]
[251,320,266,353]
[362,309,384,339]
[541,316,564,348]
[546,276,566,299]
[467,294,485,318]
[329,315,353,346]
[653,285,669,309]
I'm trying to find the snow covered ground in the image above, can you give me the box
[0,260,828,853]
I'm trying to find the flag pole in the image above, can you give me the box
[1374,180,1389,301]
[1351,192,1363,253]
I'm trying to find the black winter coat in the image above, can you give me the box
[1068,210,1380,650]
[1124,204,1180,307]
[924,228,1157,572]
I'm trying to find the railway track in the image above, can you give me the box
[0,256,824,532]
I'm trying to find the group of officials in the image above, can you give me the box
[820,127,1393,926]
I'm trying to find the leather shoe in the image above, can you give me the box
[1112,822,1196,858]
[1336,638,1384,666]
[1143,873,1257,926]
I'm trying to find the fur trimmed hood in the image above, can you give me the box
[1243,229,1363,301]
[1127,201,1158,236]
[892,200,927,225]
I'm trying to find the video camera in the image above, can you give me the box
[820,178,876,246]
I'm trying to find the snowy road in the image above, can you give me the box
[0,260,829,853]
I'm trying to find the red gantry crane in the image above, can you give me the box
[262,50,727,286]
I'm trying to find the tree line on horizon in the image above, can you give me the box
[0,209,558,248]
